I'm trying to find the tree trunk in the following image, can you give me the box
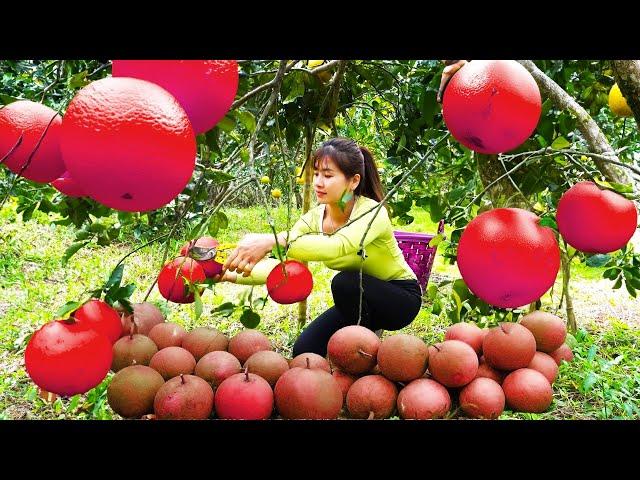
[612,60,640,126]
[518,60,630,185]
[560,248,577,333]
[297,127,315,327]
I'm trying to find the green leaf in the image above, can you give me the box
[56,301,82,318]
[214,302,236,317]
[613,277,623,289]
[586,254,611,268]
[431,298,442,315]
[62,241,90,265]
[0,94,20,105]
[587,345,597,362]
[427,284,438,301]
[450,290,462,322]
[603,268,620,280]
[208,215,220,237]
[20,202,38,222]
[75,229,92,241]
[627,277,640,290]
[283,76,305,104]
[551,136,571,149]
[582,372,598,392]
[240,309,261,328]
[105,263,124,290]
[116,284,136,299]
[539,216,558,230]
[235,110,256,133]
[209,169,235,184]
[428,233,444,248]
[217,211,229,230]
[68,70,89,89]
[252,296,268,311]
[625,283,637,298]
[536,118,554,143]
[216,115,236,133]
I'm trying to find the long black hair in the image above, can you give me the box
[312,138,385,202]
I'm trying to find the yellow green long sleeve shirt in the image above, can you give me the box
[235,195,417,285]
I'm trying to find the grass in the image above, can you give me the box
[1,198,638,420]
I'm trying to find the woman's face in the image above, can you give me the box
[313,156,359,205]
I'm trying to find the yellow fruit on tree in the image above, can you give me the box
[295,166,303,176]
[608,83,633,117]
[296,177,305,185]
[271,188,282,199]
[307,60,324,69]
[580,155,588,162]
[260,175,270,184]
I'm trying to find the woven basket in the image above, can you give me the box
[394,219,445,294]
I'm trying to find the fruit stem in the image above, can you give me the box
[62,316,77,325]
[433,345,441,352]
[500,323,507,334]
[367,411,375,420]
[180,374,185,384]
[244,366,250,382]
[357,349,373,359]
[306,357,311,369]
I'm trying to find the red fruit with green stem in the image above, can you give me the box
[266,260,313,305]
[25,318,113,396]
[157,256,206,304]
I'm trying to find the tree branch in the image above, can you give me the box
[231,60,296,110]
[518,60,630,185]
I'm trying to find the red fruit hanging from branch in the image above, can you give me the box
[157,256,206,304]
[72,299,123,344]
[111,60,239,134]
[556,181,638,254]
[266,260,313,305]
[0,100,65,183]
[456,208,560,308]
[25,318,113,396]
[59,77,196,212]
[442,60,541,154]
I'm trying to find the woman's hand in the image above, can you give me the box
[437,60,468,103]
[222,233,277,277]
[211,270,237,283]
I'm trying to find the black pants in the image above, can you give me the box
[292,271,423,358]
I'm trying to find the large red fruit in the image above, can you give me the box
[444,322,485,355]
[52,171,86,197]
[0,100,65,183]
[556,181,638,254]
[214,369,274,420]
[112,60,239,134]
[442,60,541,154]
[457,208,560,308]
[180,236,223,278]
[59,77,196,212]
[502,368,553,413]
[266,260,313,305]
[459,377,505,419]
[396,378,451,420]
[157,257,206,304]
[482,323,537,371]
[25,318,113,396]
[427,340,479,388]
[73,299,123,344]
[274,360,343,419]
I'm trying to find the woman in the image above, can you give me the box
[216,138,422,357]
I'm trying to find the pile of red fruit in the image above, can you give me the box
[26,300,574,419]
